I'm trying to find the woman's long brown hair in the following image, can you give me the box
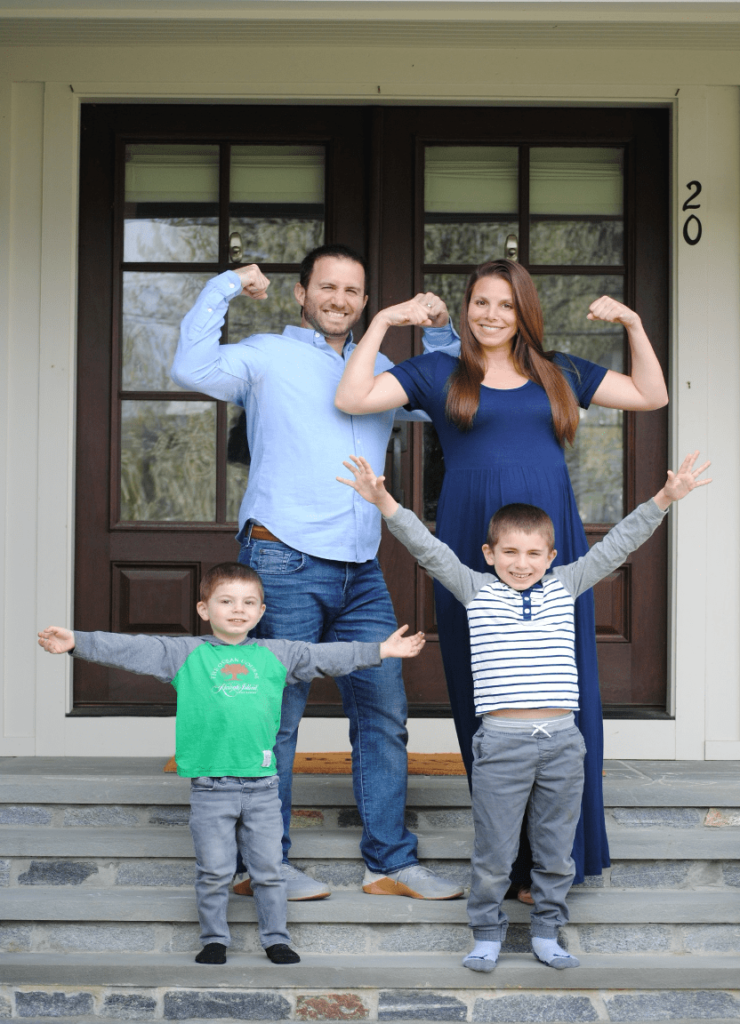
[445,260,580,445]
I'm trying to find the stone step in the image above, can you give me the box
[2,824,739,860]
[1,958,740,1024]
[5,853,738,892]
[2,758,740,808]
[2,887,738,927]
[3,803,738,832]
[1,952,739,997]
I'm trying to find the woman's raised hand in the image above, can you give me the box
[587,295,640,328]
[376,293,448,329]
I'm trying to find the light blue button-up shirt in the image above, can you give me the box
[172,271,458,563]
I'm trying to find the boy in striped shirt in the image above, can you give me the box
[339,451,710,973]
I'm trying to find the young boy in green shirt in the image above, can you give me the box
[39,562,425,967]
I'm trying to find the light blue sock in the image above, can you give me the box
[462,940,501,973]
[531,936,579,969]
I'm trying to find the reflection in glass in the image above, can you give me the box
[530,148,624,267]
[124,145,219,263]
[530,220,623,266]
[425,147,518,265]
[121,401,217,522]
[535,274,625,523]
[226,406,250,523]
[122,273,212,391]
[227,274,302,343]
[230,146,324,263]
[423,273,468,324]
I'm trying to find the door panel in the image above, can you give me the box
[75,103,668,716]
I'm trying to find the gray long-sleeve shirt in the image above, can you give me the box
[384,498,666,713]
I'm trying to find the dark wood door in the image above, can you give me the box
[74,104,668,716]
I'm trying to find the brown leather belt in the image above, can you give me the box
[250,524,282,543]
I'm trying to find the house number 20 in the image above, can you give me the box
[682,181,702,245]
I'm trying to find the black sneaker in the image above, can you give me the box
[265,943,301,964]
[195,942,227,964]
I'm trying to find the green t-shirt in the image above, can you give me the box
[171,642,287,777]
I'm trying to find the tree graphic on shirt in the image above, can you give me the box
[221,664,249,682]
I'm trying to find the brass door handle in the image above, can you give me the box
[505,234,518,261]
[229,232,244,263]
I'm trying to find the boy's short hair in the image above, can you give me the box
[200,563,265,603]
[299,244,369,292]
[486,504,555,551]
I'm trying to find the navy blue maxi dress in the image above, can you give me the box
[389,350,610,882]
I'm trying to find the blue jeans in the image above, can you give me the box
[467,715,586,941]
[238,536,418,874]
[189,775,289,949]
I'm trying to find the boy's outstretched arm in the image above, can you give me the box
[272,627,424,686]
[653,450,712,510]
[38,628,195,683]
[38,627,75,654]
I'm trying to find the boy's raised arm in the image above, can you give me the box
[338,455,489,607]
[556,451,711,599]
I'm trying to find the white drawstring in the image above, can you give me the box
[530,723,552,738]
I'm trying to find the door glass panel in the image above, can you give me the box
[530,148,624,266]
[534,273,625,523]
[122,272,212,391]
[424,147,518,264]
[124,145,219,263]
[120,401,217,522]
[230,146,324,264]
[227,273,302,343]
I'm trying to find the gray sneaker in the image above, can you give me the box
[362,864,464,899]
[282,862,331,901]
[233,863,331,901]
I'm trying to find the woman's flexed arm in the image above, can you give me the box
[335,296,439,414]
[588,296,669,411]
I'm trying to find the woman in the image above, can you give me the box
[335,260,668,885]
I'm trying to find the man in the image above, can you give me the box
[172,244,462,901]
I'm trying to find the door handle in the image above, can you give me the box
[229,232,244,263]
[505,234,518,261]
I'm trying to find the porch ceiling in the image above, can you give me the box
[2,1,740,49]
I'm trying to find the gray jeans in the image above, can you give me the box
[189,775,289,949]
[467,714,586,941]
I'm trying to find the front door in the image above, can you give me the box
[74,104,668,717]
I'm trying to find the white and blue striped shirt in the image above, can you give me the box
[467,575,579,713]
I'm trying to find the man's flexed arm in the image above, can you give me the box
[171,265,271,402]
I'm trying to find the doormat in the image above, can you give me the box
[164,752,465,776]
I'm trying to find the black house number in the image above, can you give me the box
[682,181,702,245]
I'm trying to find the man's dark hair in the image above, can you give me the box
[200,562,265,603]
[299,244,369,292]
[486,503,555,551]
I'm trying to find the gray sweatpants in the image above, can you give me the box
[467,713,586,941]
[189,775,289,949]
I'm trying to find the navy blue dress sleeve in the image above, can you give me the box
[387,352,456,413]
[554,352,609,409]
